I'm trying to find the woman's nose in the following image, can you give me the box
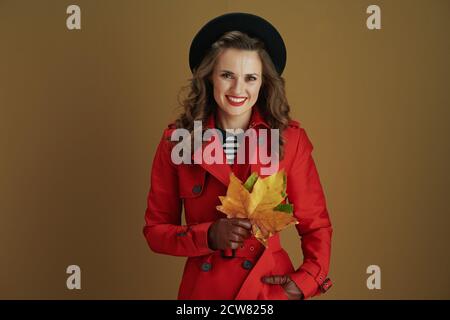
[231,77,245,95]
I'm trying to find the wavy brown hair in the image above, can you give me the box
[174,31,291,159]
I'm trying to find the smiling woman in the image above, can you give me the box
[175,28,291,159]
[211,48,262,122]
[143,12,333,300]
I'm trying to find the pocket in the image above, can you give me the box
[261,283,289,300]
[178,164,207,198]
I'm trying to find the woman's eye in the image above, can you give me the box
[247,76,257,81]
[221,73,232,79]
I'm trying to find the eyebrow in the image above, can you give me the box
[220,70,260,77]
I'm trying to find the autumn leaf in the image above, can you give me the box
[216,170,298,247]
[243,172,258,192]
[217,174,250,219]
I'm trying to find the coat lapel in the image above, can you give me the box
[191,128,232,187]
[249,131,278,177]
[191,105,273,185]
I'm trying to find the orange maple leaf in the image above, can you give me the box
[216,170,298,247]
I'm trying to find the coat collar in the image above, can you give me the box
[192,105,273,186]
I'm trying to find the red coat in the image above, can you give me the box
[143,107,333,300]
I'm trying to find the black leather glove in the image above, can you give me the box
[207,218,252,250]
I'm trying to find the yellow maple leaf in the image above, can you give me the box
[216,170,298,247]
[217,173,250,218]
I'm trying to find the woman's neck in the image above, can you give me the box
[216,108,252,131]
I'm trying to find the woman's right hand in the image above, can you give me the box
[207,218,252,250]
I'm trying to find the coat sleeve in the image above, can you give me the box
[143,129,215,257]
[286,128,333,299]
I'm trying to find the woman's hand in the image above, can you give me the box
[207,218,252,250]
[262,275,304,300]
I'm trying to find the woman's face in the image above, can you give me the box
[211,48,263,117]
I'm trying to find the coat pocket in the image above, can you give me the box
[257,249,295,300]
[260,283,289,300]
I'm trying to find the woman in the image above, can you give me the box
[143,12,333,300]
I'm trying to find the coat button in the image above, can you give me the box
[192,185,202,194]
[242,260,253,270]
[201,262,211,272]
[249,246,255,252]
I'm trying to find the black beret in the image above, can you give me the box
[189,12,287,75]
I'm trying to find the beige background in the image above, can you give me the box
[0,0,449,299]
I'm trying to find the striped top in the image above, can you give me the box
[217,128,240,164]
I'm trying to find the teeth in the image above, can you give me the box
[227,96,246,103]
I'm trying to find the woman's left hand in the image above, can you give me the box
[261,275,304,300]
